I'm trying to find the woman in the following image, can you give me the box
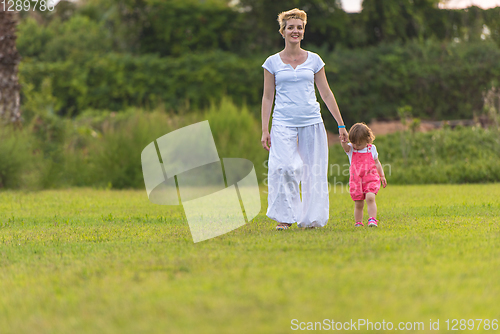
[261,8,348,230]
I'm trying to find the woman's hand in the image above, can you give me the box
[339,127,348,143]
[261,131,271,151]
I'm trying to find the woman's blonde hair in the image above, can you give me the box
[277,8,307,35]
[348,123,375,145]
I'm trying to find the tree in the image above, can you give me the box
[0,9,22,125]
[234,0,351,51]
[360,0,442,44]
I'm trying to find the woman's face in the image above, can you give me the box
[282,18,304,43]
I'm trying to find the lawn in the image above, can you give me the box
[1,184,499,333]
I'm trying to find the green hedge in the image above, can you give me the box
[19,41,500,129]
[14,1,500,128]
[329,126,500,185]
[19,51,262,116]
[1,100,499,190]
[323,41,500,127]
[0,99,269,189]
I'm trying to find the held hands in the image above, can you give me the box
[261,131,271,151]
[339,127,348,143]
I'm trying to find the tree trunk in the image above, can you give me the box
[0,9,21,125]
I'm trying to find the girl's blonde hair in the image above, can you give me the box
[277,8,307,35]
[348,123,375,145]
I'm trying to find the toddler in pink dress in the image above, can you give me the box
[341,123,387,227]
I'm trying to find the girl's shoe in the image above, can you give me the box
[276,223,292,230]
[368,217,378,227]
[355,222,364,227]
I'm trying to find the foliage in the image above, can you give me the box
[32,0,247,57]
[18,39,500,126]
[16,0,500,54]
[16,15,112,63]
[0,99,267,189]
[84,110,175,189]
[206,97,269,185]
[14,0,500,126]
[9,1,500,190]
[233,0,354,51]
[329,125,500,185]
[0,127,34,188]
[18,0,500,56]
[2,101,500,190]
[18,51,263,116]
[321,40,500,129]
[82,99,267,189]
[357,0,467,45]
[132,0,247,57]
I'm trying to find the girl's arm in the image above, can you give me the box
[341,141,350,153]
[314,68,348,143]
[261,69,275,151]
[374,159,387,188]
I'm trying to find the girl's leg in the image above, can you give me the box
[354,200,364,222]
[366,192,377,219]
[297,123,329,227]
[267,125,302,225]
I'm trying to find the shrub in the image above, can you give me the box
[19,51,263,117]
[205,97,268,182]
[329,126,500,185]
[84,110,175,189]
[0,127,35,189]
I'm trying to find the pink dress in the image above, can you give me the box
[349,144,380,201]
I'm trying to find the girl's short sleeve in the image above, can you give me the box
[314,53,325,73]
[371,144,379,160]
[346,143,353,158]
[262,56,275,75]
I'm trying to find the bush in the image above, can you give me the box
[2,105,500,190]
[0,127,36,189]
[329,126,500,185]
[205,97,268,181]
[18,40,500,132]
[72,99,267,189]
[17,16,112,63]
[321,40,500,129]
[19,51,263,117]
[80,110,176,189]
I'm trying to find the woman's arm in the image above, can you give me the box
[314,67,348,143]
[374,159,387,188]
[261,69,275,151]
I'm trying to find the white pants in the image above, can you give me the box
[266,123,329,227]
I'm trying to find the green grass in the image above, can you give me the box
[1,185,500,333]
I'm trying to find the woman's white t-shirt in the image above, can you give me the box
[262,51,325,127]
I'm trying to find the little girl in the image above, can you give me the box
[341,123,387,227]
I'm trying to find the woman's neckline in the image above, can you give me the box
[278,51,309,70]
